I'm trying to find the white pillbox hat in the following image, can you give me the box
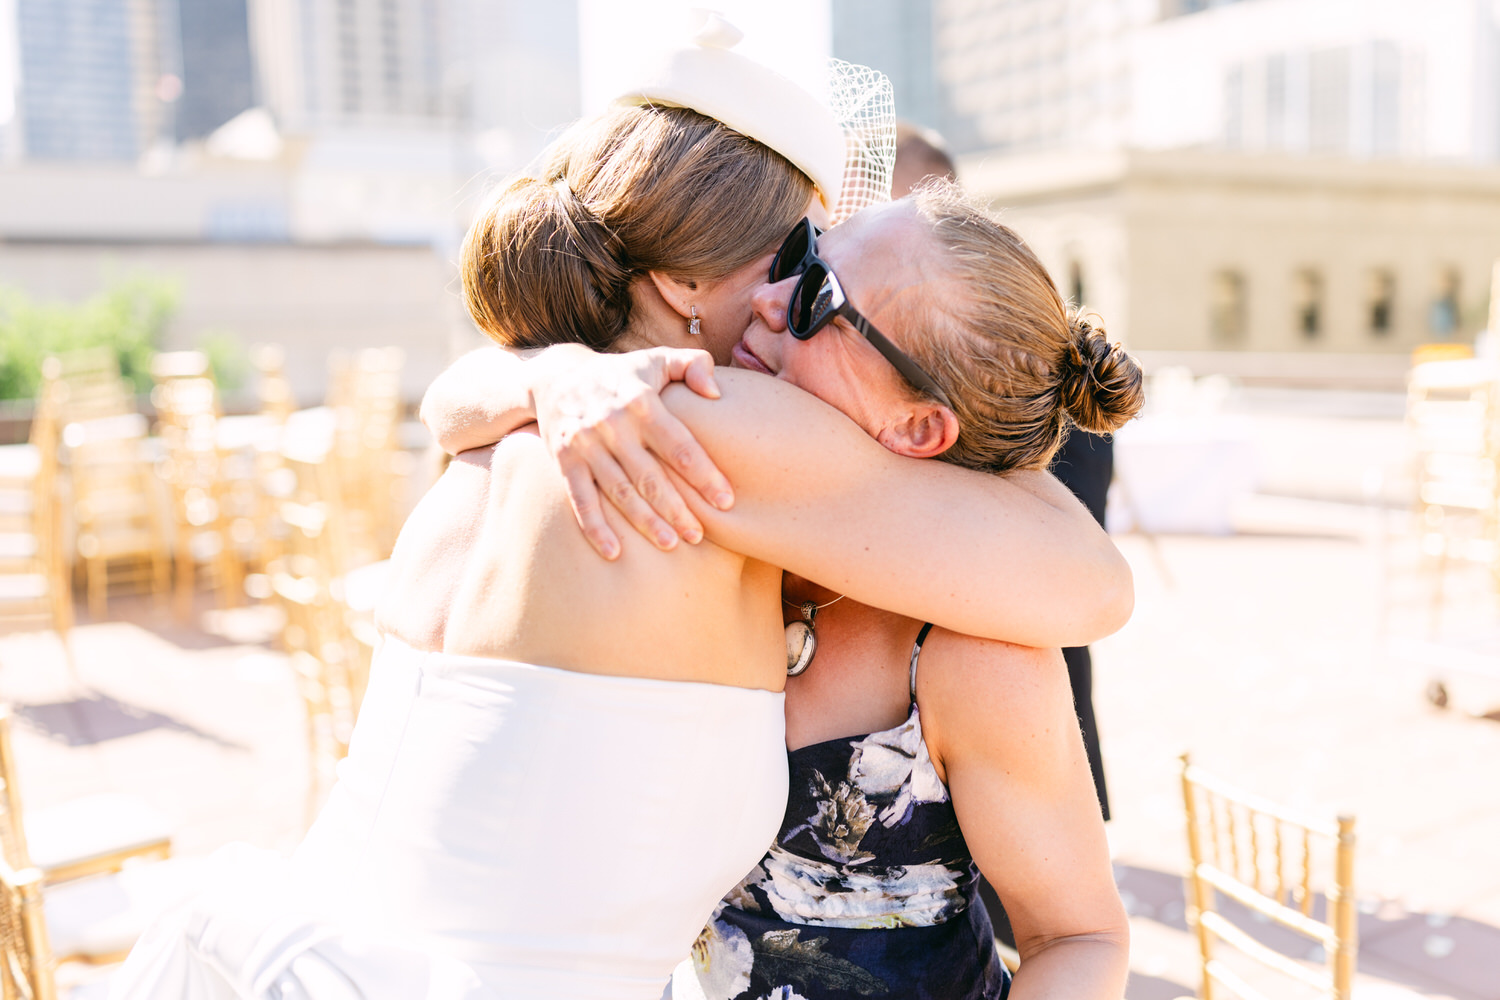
[611,12,847,213]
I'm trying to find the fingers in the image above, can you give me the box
[574,435,685,553]
[639,406,733,513]
[611,398,705,544]
[544,346,733,558]
[663,350,721,399]
[559,457,620,560]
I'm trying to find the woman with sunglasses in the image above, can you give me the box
[111,27,1127,1000]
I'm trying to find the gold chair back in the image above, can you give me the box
[1404,358,1500,624]
[24,350,151,621]
[267,494,368,824]
[40,349,134,429]
[152,368,248,618]
[0,858,55,1000]
[0,708,52,1000]
[1179,753,1356,1000]
[0,709,32,874]
[327,348,405,563]
[0,391,69,637]
[252,345,296,423]
[63,414,169,618]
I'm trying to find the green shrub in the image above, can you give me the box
[0,277,180,400]
[197,331,251,393]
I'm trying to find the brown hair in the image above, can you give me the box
[462,104,815,351]
[902,180,1144,473]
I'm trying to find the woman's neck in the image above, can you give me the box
[616,276,685,353]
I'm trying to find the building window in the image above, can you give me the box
[1367,270,1395,337]
[1068,260,1085,308]
[338,0,361,115]
[1428,267,1460,339]
[1293,269,1323,339]
[1224,66,1244,148]
[1265,54,1286,149]
[1309,47,1351,156]
[1211,270,1248,345]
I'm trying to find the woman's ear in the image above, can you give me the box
[647,271,697,319]
[879,404,959,460]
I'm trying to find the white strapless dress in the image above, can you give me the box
[112,638,788,1000]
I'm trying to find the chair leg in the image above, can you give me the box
[175,543,195,622]
[14,867,59,1000]
[217,529,243,609]
[49,580,72,638]
[85,556,105,621]
[153,548,171,608]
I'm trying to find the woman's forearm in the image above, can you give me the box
[1009,934,1130,1000]
[663,373,1134,647]
[420,345,596,455]
[924,638,1130,1000]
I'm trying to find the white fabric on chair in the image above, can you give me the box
[25,792,172,874]
[46,856,205,958]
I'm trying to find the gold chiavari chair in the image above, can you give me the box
[1,856,54,1000]
[38,351,166,619]
[1,708,172,890]
[265,476,374,824]
[252,344,297,424]
[1,707,191,989]
[1404,357,1499,630]
[64,414,170,618]
[327,348,406,565]
[1179,753,1357,1000]
[41,350,134,429]
[0,381,70,638]
[151,362,248,618]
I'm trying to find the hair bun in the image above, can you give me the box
[460,173,633,351]
[1059,311,1144,434]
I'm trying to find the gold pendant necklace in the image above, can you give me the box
[783,594,845,676]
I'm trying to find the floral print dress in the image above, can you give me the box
[683,625,1010,1000]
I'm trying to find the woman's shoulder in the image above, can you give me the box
[659,368,914,495]
[915,629,1074,777]
[661,368,857,433]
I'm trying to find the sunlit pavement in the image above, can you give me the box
[4,397,1500,998]
[1100,529,1500,1000]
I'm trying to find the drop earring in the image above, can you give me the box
[688,305,701,336]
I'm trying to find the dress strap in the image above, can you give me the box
[909,622,934,703]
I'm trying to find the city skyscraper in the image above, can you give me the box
[177,0,257,139]
[932,0,1156,156]
[247,0,446,127]
[831,0,939,129]
[930,0,1500,165]
[13,0,157,160]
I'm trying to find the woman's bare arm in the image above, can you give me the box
[664,370,1133,646]
[419,346,553,455]
[420,344,733,555]
[921,635,1130,999]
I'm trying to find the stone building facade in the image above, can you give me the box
[965,149,1500,371]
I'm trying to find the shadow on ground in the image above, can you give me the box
[72,593,280,653]
[13,693,241,748]
[1124,972,1192,1000]
[1115,865,1499,1000]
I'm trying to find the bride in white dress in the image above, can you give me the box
[111,19,1132,1000]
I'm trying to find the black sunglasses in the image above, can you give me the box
[768,218,954,410]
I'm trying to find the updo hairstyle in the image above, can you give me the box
[903,180,1144,474]
[461,104,815,351]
